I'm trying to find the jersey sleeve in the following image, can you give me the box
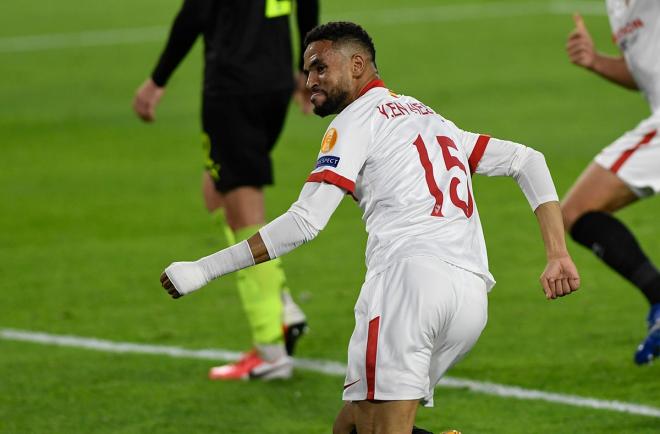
[295,0,320,71]
[459,129,559,210]
[151,0,208,87]
[306,111,372,194]
[455,129,492,175]
[259,182,345,259]
[460,130,526,177]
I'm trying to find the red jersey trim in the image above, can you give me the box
[307,170,356,193]
[366,316,380,400]
[610,129,657,174]
[468,134,491,174]
[358,79,386,97]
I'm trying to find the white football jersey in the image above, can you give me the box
[607,0,660,113]
[308,81,502,289]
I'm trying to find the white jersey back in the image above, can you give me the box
[307,82,495,289]
[607,0,660,113]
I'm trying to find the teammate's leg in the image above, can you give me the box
[562,162,660,364]
[561,162,638,229]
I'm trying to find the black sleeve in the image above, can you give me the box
[296,0,320,71]
[151,0,206,87]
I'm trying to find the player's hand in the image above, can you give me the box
[539,254,581,300]
[133,78,165,122]
[293,72,313,115]
[160,261,208,299]
[566,13,596,69]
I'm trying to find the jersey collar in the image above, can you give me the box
[358,79,386,98]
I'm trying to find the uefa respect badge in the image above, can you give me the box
[321,127,338,153]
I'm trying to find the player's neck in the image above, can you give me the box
[352,73,382,101]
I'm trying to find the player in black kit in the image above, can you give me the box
[133,0,318,380]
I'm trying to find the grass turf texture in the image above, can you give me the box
[2,0,659,432]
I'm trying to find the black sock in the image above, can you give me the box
[570,211,660,305]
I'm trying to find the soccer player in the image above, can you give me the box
[161,22,580,433]
[563,2,660,364]
[132,0,319,380]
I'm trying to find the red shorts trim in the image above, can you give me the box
[610,129,657,174]
[366,316,380,400]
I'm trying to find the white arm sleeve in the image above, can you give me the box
[511,146,559,211]
[165,183,344,296]
[465,132,559,211]
[259,181,346,259]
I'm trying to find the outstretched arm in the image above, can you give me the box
[566,13,637,90]
[161,182,345,298]
[465,132,580,299]
[506,147,581,299]
[133,0,206,122]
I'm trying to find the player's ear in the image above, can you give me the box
[351,53,366,78]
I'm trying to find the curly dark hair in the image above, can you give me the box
[303,21,376,66]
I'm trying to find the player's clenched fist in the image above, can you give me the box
[566,13,596,69]
[540,255,581,300]
[160,261,209,299]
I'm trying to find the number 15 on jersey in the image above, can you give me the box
[412,134,474,219]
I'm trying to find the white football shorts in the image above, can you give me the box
[342,256,488,407]
[594,112,660,197]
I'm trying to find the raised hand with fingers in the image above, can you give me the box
[566,13,596,69]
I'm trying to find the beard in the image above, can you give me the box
[312,87,350,118]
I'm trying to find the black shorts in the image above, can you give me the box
[202,89,291,193]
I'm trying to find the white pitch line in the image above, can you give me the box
[2,327,659,419]
[0,26,166,53]
[0,1,605,54]
[338,0,604,25]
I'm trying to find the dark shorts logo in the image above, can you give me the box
[315,155,340,168]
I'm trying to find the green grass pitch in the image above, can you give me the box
[1,0,659,432]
